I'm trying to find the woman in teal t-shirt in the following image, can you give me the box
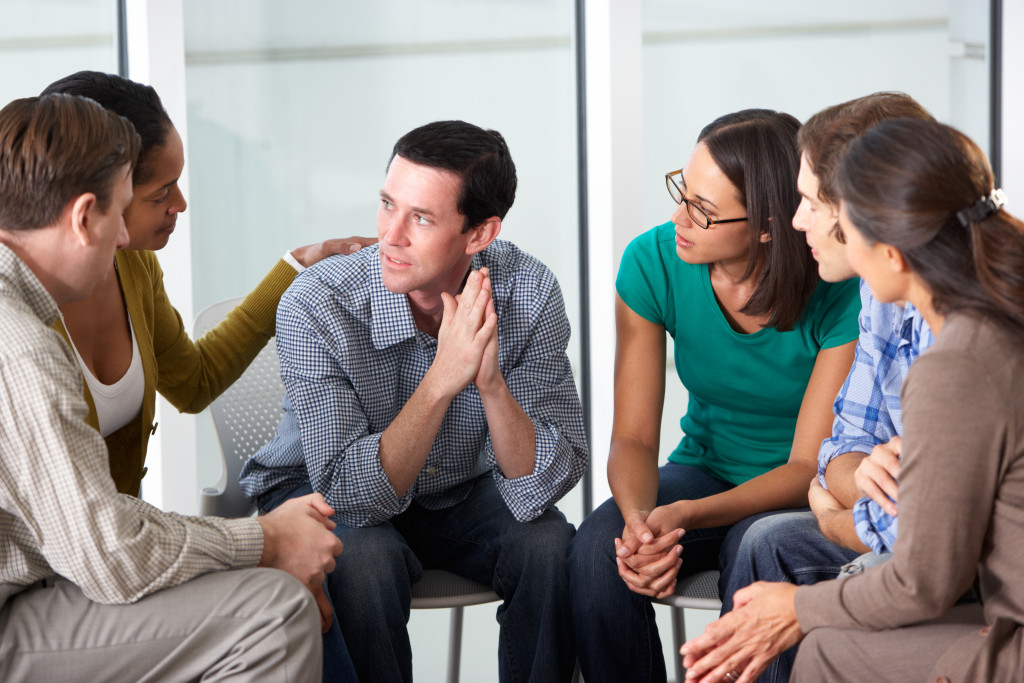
[569,109,860,682]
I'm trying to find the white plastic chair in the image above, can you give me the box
[194,296,499,683]
[654,569,723,683]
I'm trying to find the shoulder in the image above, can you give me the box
[480,240,557,292]
[907,314,1023,408]
[283,245,379,315]
[0,295,78,380]
[805,277,860,316]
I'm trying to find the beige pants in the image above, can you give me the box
[0,567,321,682]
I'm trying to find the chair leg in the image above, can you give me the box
[447,605,464,683]
[670,606,687,683]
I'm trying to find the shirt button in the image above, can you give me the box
[427,466,437,476]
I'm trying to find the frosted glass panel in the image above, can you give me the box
[0,0,116,105]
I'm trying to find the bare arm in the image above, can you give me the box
[807,479,870,553]
[607,296,667,539]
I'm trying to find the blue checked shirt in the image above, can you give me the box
[240,240,588,528]
[817,280,934,553]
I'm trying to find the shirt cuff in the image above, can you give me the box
[282,250,305,273]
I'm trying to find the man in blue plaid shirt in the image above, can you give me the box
[718,93,936,682]
[241,120,588,682]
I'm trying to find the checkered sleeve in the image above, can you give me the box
[817,283,899,486]
[487,267,589,522]
[275,286,405,527]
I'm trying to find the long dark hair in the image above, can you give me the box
[698,109,816,331]
[42,71,172,186]
[837,118,1024,336]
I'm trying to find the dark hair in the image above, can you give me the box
[42,71,172,185]
[697,109,813,331]
[837,118,1024,336]
[0,94,140,231]
[798,92,933,243]
[390,120,517,232]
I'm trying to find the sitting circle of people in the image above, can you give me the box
[0,69,1021,683]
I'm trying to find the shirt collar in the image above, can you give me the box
[367,242,508,350]
[0,243,60,326]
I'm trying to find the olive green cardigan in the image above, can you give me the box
[51,249,297,495]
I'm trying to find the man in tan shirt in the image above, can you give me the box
[0,94,342,680]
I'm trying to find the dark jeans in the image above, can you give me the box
[568,462,781,683]
[259,482,359,683]
[721,510,860,683]
[267,474,577,683]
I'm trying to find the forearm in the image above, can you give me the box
[815,506,870,553]
[823,451,868,508]
[479,379,536,478]
[608,439,661,519]
[379,370,453,497]
[679,459,817,530]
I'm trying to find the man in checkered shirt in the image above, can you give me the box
[241,120,589,682]
[0,94,345,680]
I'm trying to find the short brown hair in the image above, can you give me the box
[0,93,140,232]
[798,92,933,241]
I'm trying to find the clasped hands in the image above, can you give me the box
[615,506,686,599]
[258,493,344,634]
[432,267,502,399]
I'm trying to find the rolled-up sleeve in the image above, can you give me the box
[488,277,588,521]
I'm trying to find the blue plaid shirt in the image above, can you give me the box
[240,240,588,528]
[817,280,934,553]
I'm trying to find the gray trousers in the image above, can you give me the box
[792,602,985,683]
[0,567,321,682]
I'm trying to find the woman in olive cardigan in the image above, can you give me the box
[44,71,373,496]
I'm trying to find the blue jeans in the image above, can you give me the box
[269,474,576,683]
[259,482,359,683]
[721,510,860,683]
[569,463,771,683]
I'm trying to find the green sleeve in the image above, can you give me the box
[615,224,670,326]
[813,277,861,350]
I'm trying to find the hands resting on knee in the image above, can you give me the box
[258,493,344,632]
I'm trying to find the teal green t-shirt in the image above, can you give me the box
[616,222,861,485]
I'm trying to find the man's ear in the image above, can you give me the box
[67,193,98,247]
[465,216,501,255]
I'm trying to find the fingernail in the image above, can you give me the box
[617,546,628,557]
[675,544,683,555]
[642,533,653,543]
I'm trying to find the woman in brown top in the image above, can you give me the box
[678,118,1024,683]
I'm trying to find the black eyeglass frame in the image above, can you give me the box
[665,169,748,230]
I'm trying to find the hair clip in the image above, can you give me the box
[957,188,1007,227]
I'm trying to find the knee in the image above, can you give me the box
[568,502,623,587]
[504,515,575,574]
[730,513,811,562]
[246,568,320,632]
[330,525,413,591]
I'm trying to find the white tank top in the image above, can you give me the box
[66,311,145,438]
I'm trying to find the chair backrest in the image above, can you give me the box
[194,296,285,517]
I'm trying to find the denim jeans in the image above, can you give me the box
[569,462,765,683]
[720,510,860,683]
[259,482,359,683]
[268,474,577,683]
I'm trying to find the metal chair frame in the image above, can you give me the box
[653,569,723,683]
[194,297,499,683]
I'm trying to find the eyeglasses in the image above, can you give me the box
[665,169,748,230]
